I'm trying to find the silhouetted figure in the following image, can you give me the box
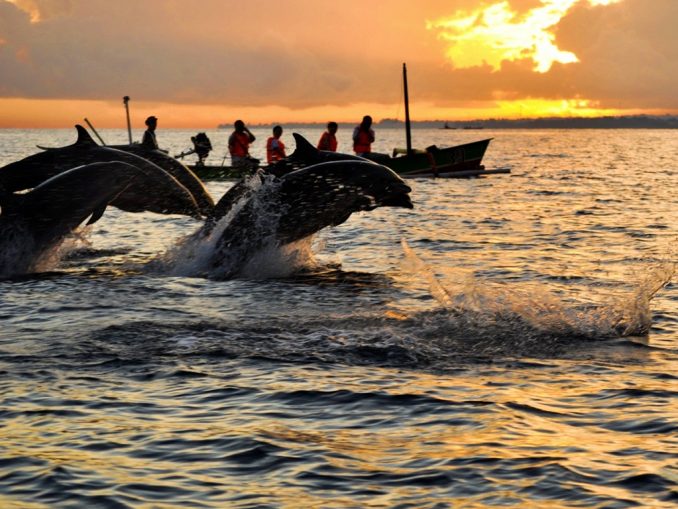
[228,120,258,171]
[352,115,375,156]
[191,132,213,166]
[266,125,286,164]
[142,116,159,149]
[317,121,338,152]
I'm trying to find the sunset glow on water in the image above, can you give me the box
[1,127,676,507]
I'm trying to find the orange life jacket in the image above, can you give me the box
[353,128,373,154]
[229,131,251,158]
[266,136,286,163]
[317,132,337,152]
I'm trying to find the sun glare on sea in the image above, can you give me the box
[495,98,623,118]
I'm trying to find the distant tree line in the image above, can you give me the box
[219,115,678,130]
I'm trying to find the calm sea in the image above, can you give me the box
[0,127,676,508]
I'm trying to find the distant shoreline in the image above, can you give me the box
[221,115,678,130]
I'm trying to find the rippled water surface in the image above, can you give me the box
[1,128,676,508]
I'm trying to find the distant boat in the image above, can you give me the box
[439,122,457,130]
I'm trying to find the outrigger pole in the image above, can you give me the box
[83,118,106,146]
[123,96,132,144]
[403,63,413,156]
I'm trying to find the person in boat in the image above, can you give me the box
[191,132,213,167]
[228,120,259,171]
[142,116,159,150]
[266,125,286,164]
[317,121,338,152]
[352,115,375,156]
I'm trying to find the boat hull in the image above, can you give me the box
[186,138,506,181]
[383,138,494,178]
[187,165,250,180]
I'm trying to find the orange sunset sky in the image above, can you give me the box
[1,0,677,128]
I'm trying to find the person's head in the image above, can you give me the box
[361,115,372,129]
[234,120,245,132]
[145,116,158,129]
[272,125,283,138]
[327,121,338,134]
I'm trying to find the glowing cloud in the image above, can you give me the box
[2,0,72,23]
[428,0,624,73]
[4,0,40,22]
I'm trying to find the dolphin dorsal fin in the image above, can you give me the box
[75,124,98,146]
[292,133,319,159]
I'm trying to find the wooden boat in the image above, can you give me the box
[383,139,503,178]
[378,64,508,179]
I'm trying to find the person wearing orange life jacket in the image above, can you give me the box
[352,115,375,156]
[228,120,258,171]
[266,125,286,164]
[317,121,338,152]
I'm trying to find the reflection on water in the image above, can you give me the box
[1,128,677,508]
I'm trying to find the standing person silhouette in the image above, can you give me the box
[141,116,159,149]
[317,121,338,152]
[228,120,258,171]
[266,125,286,163]
[352,115,375,156]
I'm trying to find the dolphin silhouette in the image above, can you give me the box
[0,162,151,278]
[198,160,413,278]
[109,141,214,215]
[0,125,210,217]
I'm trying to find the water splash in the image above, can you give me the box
[0,222,92,278]
[153,174,318,279]
[34,227,94,272]
[401,239,675,340]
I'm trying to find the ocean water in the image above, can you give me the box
[0,127,676,508]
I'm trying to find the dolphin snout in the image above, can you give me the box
[378,181,413,209]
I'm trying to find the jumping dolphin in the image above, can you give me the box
[109,141,214,214]
[0,162,148,278]
[196,160,413,278]
[0,125,210,217]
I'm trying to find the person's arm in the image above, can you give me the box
[244,126,256,142]
[369,128,375,143]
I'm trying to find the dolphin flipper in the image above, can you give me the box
[86,204,108,225]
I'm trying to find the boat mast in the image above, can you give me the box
[403,63,413,155]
